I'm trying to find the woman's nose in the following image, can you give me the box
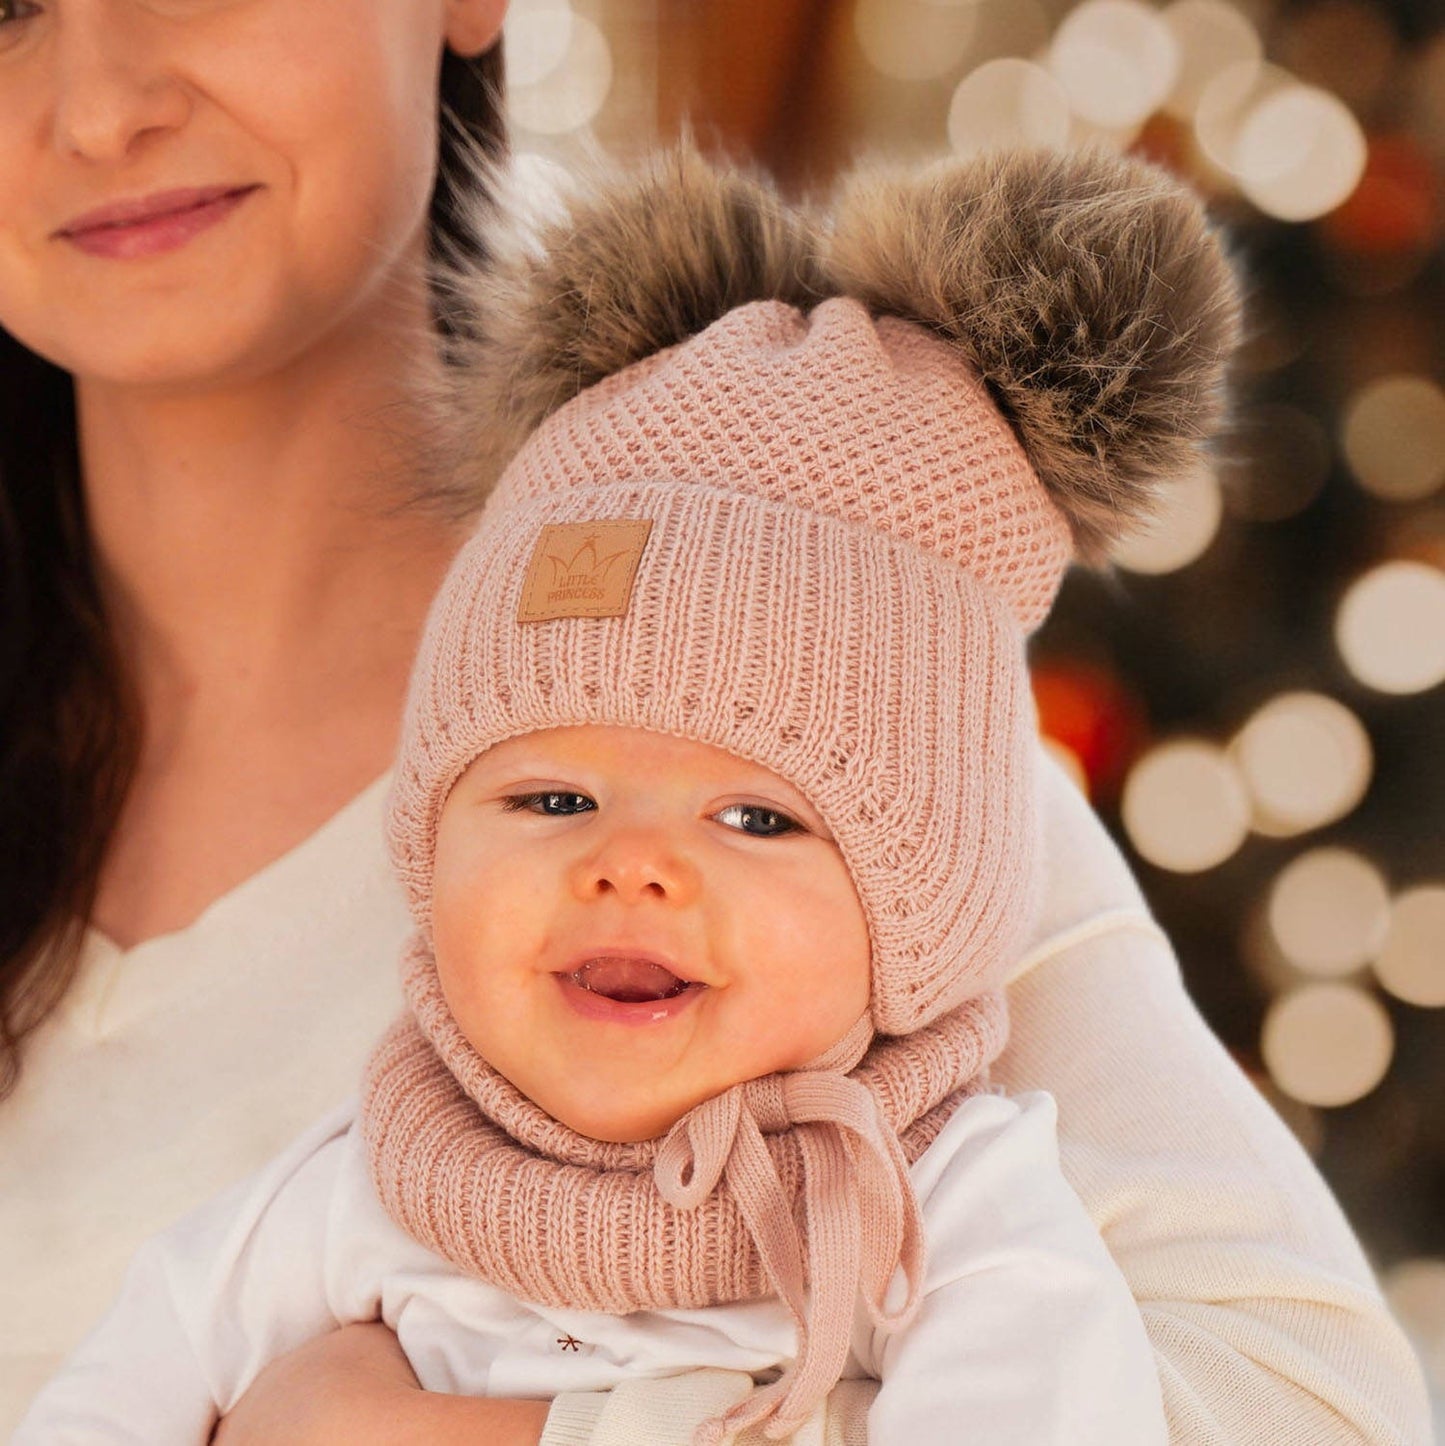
[51,9,192,163]
[570,826,701,906]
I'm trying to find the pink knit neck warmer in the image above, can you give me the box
[362,935,1009,1442]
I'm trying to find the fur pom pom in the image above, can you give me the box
[824,149,1242,560]
[447,147,824,498]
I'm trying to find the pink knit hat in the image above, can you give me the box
[389,145,1241,1037]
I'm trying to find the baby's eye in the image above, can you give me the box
[713,804,804,838]
[501,791,596,816]
[0,1,41,27]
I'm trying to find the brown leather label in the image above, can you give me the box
[517,519,654,622]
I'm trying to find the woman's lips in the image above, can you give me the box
[556,956,706,1025]
[59,186,258,260]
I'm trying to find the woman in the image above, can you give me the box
[0,1,1430,1442]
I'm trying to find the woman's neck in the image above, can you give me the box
[77,296,479,947]
[77,308,473,745]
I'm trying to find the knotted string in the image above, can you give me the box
[654,1016,925,1443]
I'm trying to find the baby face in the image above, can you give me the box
[431,725,871,1143]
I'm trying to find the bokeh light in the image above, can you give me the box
[1267,847,1391,976]
[1231,83,1368,222]
[1032,659,1148,802]
[1232,691,1373,836]
[854,0,981,83]
[1161,0,1263,121]
[948,59,1072,155]
[1373,885,1445,1008]
[1335,560,1445,695]
[504,0,576,89]
[509,12,614,135]
[1321,135,1441,279]
[1195,59,1292,177]
[1218,404,1331,521]
[1110,464,1223,574]
[1261,982,1394,1107]
[1121,739,1252,873]
[1047,0,1180,130]
[1341,375,1445,503]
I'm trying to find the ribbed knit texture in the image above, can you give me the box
[373,292,1076,1440]
[363,937,1008,1441]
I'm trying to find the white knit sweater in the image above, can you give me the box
[0,753,1430,1444]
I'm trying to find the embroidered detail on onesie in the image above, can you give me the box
[556,1334,584,1352]
[518,519,654,622]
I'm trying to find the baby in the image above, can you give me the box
[17,145,1238,1445]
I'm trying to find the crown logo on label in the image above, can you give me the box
[518,519,654,623]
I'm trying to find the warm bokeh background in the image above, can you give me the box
[497,0,1445,1420]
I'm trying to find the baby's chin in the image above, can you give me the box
[543,1090,711,1145]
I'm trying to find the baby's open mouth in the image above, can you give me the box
[565,957,698,1004]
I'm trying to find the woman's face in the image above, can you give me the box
[0,0,506,387]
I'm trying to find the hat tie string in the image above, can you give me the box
[655,1016,924,1442]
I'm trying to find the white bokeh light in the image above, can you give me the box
[1373,885,1445,1007]
[855,0,981,82]
[1231,83,1368,222]
[1195,60,1290,177]
[1111,464,1223,574]
[1262,982,1394,1107]
[509,13,614,135]
[1047,0,1180,129]
[1121,740,1252,873]
[948,59,1072,156]
[1267,848,1391,977]
[1232,691,1372,836]
[1162,0,1264,120]
[504,0,576,89]
[1335,561,1445,695]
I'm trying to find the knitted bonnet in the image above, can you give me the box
[366,146,1241,1441]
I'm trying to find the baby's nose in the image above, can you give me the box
[571,827,700,905]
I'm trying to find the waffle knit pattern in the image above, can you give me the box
[390,298,1073,1032]
[372,292,1079,1441]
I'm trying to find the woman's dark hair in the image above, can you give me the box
[0,43,506,1099]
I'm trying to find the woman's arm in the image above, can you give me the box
[216,1331,863,1446]
[212,1325,549,1446]
[995,749,1432,1445]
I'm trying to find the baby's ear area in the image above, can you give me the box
[447,143,826,496]
[822,148,1245,564]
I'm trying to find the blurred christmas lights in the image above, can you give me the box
[1261,981,1394,1107]
[1032,659,1148,802]
[1341,375,1445,503]
[1335,560,1445,695]
[1267,847,1391,977]
[509,9,614,136]
[947,59,1072,155]
[1121,739,1251,873]
[504,0,576,89]
[855,0,980,82]
[1047,0,1179,131]
[1111,463,1223,573]
[1373,885,1445,1008]
[1232,691,1372,836]
[1161,0,1263,121]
